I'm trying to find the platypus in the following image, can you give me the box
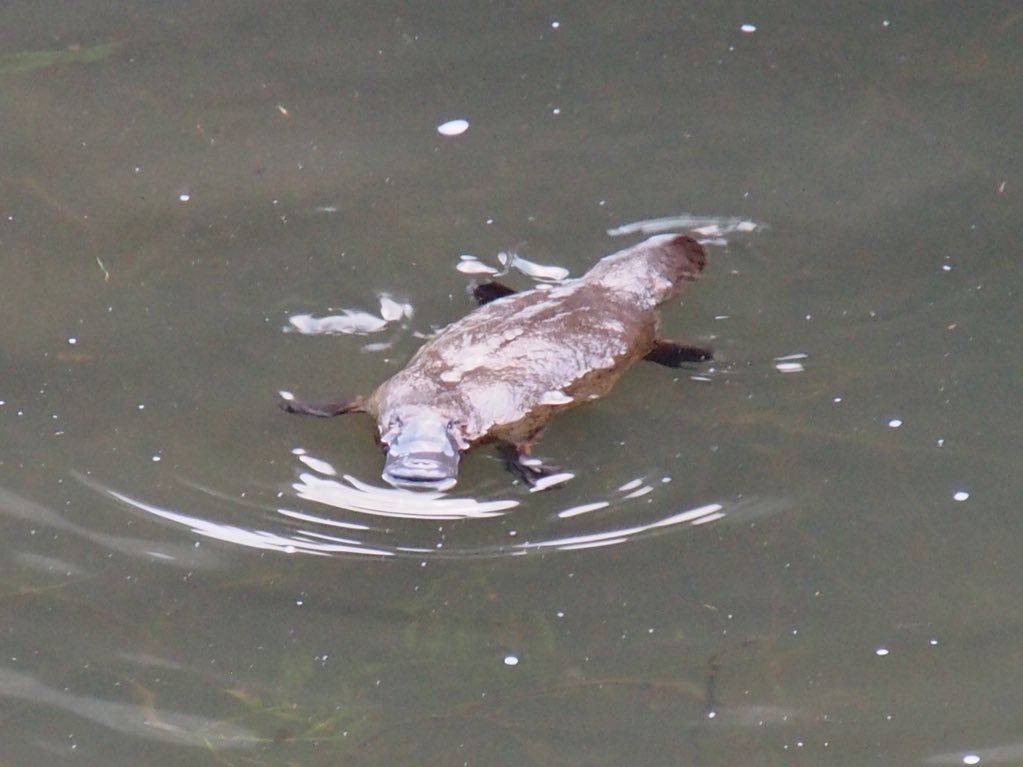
[282,234,711,490]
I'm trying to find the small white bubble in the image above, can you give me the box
[503,654,519,666]
[67,337,77,345]
[888,418,902,428]
[882,19,891,28]
[740,23,757,33]
[178,190,191,202]
[875,647,889,656]
[953,491,970,502]
[437,118,469,137]
[551,20,560,29]
[151,454,161,462]
[942,264,953,271]
[963,756,980,765]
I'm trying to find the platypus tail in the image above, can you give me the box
[587,234,707,304]
[650,234,706,286]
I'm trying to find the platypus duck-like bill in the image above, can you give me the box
[380,413,463,491]
[281,234,712,491]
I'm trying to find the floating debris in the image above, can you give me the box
[437,118,469,136]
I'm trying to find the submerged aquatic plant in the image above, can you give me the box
[0,41,123,75]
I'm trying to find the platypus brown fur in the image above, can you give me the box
[282,234,710,490]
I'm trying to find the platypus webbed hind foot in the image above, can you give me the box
[279,395,366,417]
[644,339,714,367]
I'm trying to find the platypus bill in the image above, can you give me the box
[281,234,711,491]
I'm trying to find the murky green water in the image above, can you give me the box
[1,2,1021,765]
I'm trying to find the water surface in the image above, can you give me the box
[1,2,1021,765]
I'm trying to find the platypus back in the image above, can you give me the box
[363,234,708,489]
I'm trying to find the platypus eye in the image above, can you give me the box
[380,418,402,444]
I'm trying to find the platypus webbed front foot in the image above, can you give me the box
[278,394,366,417]
[498,443,572,490]
[469,280,517,306]
[644,339,714,367]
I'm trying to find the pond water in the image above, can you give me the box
[1,2,1021,765]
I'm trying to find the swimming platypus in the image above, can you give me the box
[281,234,711,490]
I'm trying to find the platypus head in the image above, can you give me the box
[379,409,466,491]
[586,234,707,307]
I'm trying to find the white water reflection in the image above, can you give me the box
[292,471,518,520]
[607,213,765,238]
[456,248,571,282]
[285,293,414,336]
[516,503,725,552]
[0,484,222,570]
[455,213,763,291]
[71,448,771,560]
[103,487,395,557]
